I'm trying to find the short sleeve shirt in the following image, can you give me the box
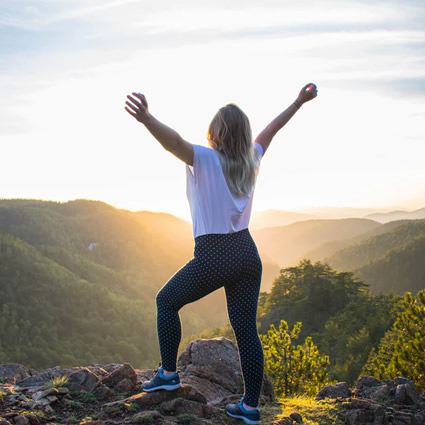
[186,143,263,238]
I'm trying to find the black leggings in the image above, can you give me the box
[156,228,264,407]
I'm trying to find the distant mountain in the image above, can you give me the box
[301,207,386,218]
[295,219,413,264]
[252,218,381,267]
[326,219,425,272]
[354,234,425,295]
[365,207,425,223]
[325,219,425,295]
[250,209,315,229]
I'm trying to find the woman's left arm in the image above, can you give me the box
[125,93,194,166]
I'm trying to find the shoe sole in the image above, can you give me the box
[226,411,261,424]
[142,383,182,392]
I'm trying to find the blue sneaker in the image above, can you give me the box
[141,366,181,392]
[225,397,261,424]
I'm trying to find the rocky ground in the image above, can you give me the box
[1,338,424,425]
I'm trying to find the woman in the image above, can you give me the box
[125,83,318,424]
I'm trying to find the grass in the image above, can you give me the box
[135,413,155,424]
[17,410,45,418]
[42,375,69,389]
[0,391,6,399]
[176,413,199,424]
[79,392,97,403]
[268,395,346,425]
[121,402,139,412]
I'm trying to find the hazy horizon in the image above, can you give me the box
[1,196,423,223]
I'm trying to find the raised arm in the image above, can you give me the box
[125,93,194,166]
[254,83,318,155]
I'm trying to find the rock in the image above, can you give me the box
[178,338,242,393]
[395,384,421,405]
[261,373,275,403]
[0,383,17,396]
[57,387,69,395]
[414,412,425,424]
[23,401,37,410]
[67,368,100,393]
[0,421,13,425]
[160,397,205,417]
[102,363,137,387]
[63,420,79,425]
[367,384,391,401]
[345,398,390,425]
[12,416,29,425]
[177,373,234,402]
[0,364,33,383]
[43,405,54,414]
[33,388,59,401]
[127,410,163,424]
[354,375,382,397]
[289,412,303,423]
[93,385,113,401]
[104,384,206,409]
[114,378,137,393]
[178,337,274,402]
[34,397,50,407]
[346,408,375,425]
[393,411,413,425]
[46,395,58,403]
[274,418,293,425]
[394,377,414,386]
[316,382,351,400]
[24,415,39,425]
[17,366,69,387]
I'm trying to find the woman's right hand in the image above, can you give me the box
[297,83,318,105]
[125,92,151,124]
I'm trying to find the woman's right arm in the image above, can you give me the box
[254,83,318,155]
[125,92,194,166]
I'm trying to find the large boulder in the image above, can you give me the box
[178,338,242,392]
[177,337,274,403]
[0,364,34,383]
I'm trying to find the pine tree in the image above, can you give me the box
[362,290,425,391]
[261,320,331,396]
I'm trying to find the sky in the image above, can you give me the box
[1,0,425,220]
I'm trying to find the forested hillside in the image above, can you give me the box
[325,219,425,294]
[0,199,228,369]
[252,218,380,267]
[0,230,157,368]
[1,199,424,374]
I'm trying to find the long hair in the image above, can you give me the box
[207,104,260,197]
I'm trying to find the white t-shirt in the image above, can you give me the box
[186,143,263,238]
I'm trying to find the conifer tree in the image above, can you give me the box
[363,290,425,391]
[261,320,330,396]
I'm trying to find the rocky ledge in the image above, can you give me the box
[315,375,425,425]
[1,338,424,425]
[0,338,274,425]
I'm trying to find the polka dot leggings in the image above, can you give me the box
[156,228,264,408]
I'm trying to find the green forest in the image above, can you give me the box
[0,199,424,394]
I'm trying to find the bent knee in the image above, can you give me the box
[156,289,179,311]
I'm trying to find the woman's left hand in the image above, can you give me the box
[125,93,150,124]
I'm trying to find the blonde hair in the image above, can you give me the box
[207,104,261,197]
